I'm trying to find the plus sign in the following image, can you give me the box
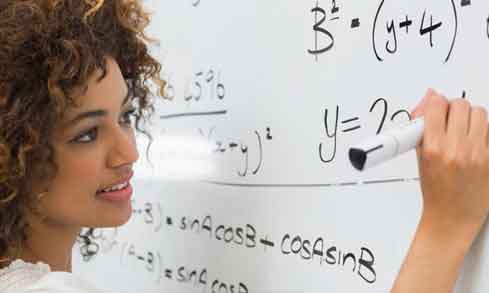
[399,15,413,34]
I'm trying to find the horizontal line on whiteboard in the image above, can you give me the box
[201,177,420,188]
[159,110,228,120]
[363,178,415,184]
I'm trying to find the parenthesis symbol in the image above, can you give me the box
[156,251,163,284]
[252,131,263,175]
[155,202,163,232]
[445,0,458,63]
[373,0,385,61]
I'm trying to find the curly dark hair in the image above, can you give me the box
[0,0,165,267]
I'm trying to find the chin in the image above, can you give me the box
[95,200,133,228]
[96,215,131,228]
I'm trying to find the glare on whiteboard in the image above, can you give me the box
[134,135,216,181]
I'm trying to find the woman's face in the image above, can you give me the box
[38,57,139,228]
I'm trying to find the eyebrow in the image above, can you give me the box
[64,89,130,128]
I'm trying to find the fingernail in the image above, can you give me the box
[411,108,424,119]
[424,88,436,102]
[411,88,434,118]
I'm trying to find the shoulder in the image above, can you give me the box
[24,271,106,293]
[0,259,106,293]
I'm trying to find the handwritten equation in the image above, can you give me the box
[309,0,481,63]
[120,241,250,292]
[161,67,226,120]
[164,68,225,104]
[128,201,377,285]
[319,97,411,164]
[199,126,273,177]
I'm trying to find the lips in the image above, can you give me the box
[97,170,134,194]
[97,182,133,202]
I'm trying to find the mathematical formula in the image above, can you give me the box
[307,0,489,64]
[79,200,377,287]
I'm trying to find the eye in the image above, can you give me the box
[121,107,137,127]
[70,108,137,144]
[72,128,98,144]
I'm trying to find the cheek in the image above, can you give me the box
[57,151,103,193]
[41,186,93,223]
[40,152,104,222]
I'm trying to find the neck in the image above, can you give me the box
[20,215,80,272]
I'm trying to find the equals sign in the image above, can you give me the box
[165,269,173,279]
[342,117,361,133]
[351,18,360,29]
[461,0,471,7]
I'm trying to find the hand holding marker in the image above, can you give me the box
[349,90,458,171]
[387,90,489,292]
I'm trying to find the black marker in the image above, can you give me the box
[349,118,424,171]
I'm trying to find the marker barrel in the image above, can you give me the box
[349,118,425,170]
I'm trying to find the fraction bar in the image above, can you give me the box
[160,110,228,120]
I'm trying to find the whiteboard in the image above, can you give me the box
[72,1,489,292]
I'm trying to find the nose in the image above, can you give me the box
[107,126,140,168]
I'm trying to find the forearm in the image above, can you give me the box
[391,212,480,293]
[393,90,489,292]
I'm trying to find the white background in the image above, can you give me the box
[73,1,489,292]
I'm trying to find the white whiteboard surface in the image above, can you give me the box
[72,1,489,292]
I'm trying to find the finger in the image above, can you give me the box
[415,144,423,174]
[423,92,449,146]
[447,98,471,141]
[468,106,488,147]
[411,88,435,119]
[413,89,433,168]
[487,123,489,147]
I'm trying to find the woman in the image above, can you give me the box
[0,1,487,293]
[0,0,164,292]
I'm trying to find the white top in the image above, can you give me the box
[0,259,106,293]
